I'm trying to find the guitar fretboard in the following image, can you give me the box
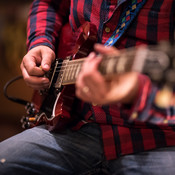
[62,59,84,85]
[59,49,137,85]
[53,44,171,88]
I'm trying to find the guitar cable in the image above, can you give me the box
[3,75,29,106]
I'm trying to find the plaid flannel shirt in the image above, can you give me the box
[27,0,175,160]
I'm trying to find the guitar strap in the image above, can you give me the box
[104,0,147,47]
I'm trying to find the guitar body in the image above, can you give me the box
[24,22,98,131]
[31,85,76,131]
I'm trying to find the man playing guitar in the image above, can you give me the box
[1,0,175,174]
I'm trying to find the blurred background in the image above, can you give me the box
[0,0,33,141]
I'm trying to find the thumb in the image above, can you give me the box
[41,47,55,72]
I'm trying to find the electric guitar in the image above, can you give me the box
[21,22,175,132]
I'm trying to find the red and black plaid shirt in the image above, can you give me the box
[27,0,175,160]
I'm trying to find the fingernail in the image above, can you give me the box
[43,79,49,84]
[89,52,96,58]
[43,64,50,70]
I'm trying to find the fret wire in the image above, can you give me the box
[71,64,76,80]
[55,62,84,72]
[58,63,133,74]
[49,47,138,75]
[53,56,135,86]
[54,60,84,71]
[45,59,85,71]
[53,61,134,73]
[52,56,117,72]
[62,62,83,82]
[49,54,126,72]
[48,53,135,77]
[67,64,73,81]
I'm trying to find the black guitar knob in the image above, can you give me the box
[22,122,31,129]
[25,103,36,115]
[20,116,28,123]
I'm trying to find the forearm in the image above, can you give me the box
[27,0,70,51]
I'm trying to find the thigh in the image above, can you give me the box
[109,147,175,175]
[0,123,104,175]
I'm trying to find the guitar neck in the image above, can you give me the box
[54,44,170,88]
[60,48,140,85]
[61,58,85,85]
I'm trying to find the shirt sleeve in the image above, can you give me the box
[27,0,70,51]
[121,73,175,126]
[124,10,175,126]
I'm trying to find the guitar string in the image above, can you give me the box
[48,60,84,71]
[53,59,131,81]
[48,55,121,73]
[48,56,134,84]
[55,62,128,73]
[46,44,165,74]
[46,54,119,71]
[48,63,83,74]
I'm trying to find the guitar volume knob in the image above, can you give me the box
[22,122,31,129]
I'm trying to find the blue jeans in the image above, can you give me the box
[0,123,175,175]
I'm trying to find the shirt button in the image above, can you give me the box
[131,112,138,120]
[105,27,111,33]
[92,103,97,106]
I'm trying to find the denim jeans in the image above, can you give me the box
[0,123,175,175]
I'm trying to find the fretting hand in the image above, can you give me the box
[75,44,139,105]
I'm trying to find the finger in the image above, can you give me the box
[41,48,55,72]
[75,77,92,102]
[94,43,120,55]
[22,54,45,77]
[85,52,98,63]
[21,62,49,89]
[82,52,102,72]
[25,75,50,90]
[83,72,107,101]
[76,88,92,102]
[76,58,106,103]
